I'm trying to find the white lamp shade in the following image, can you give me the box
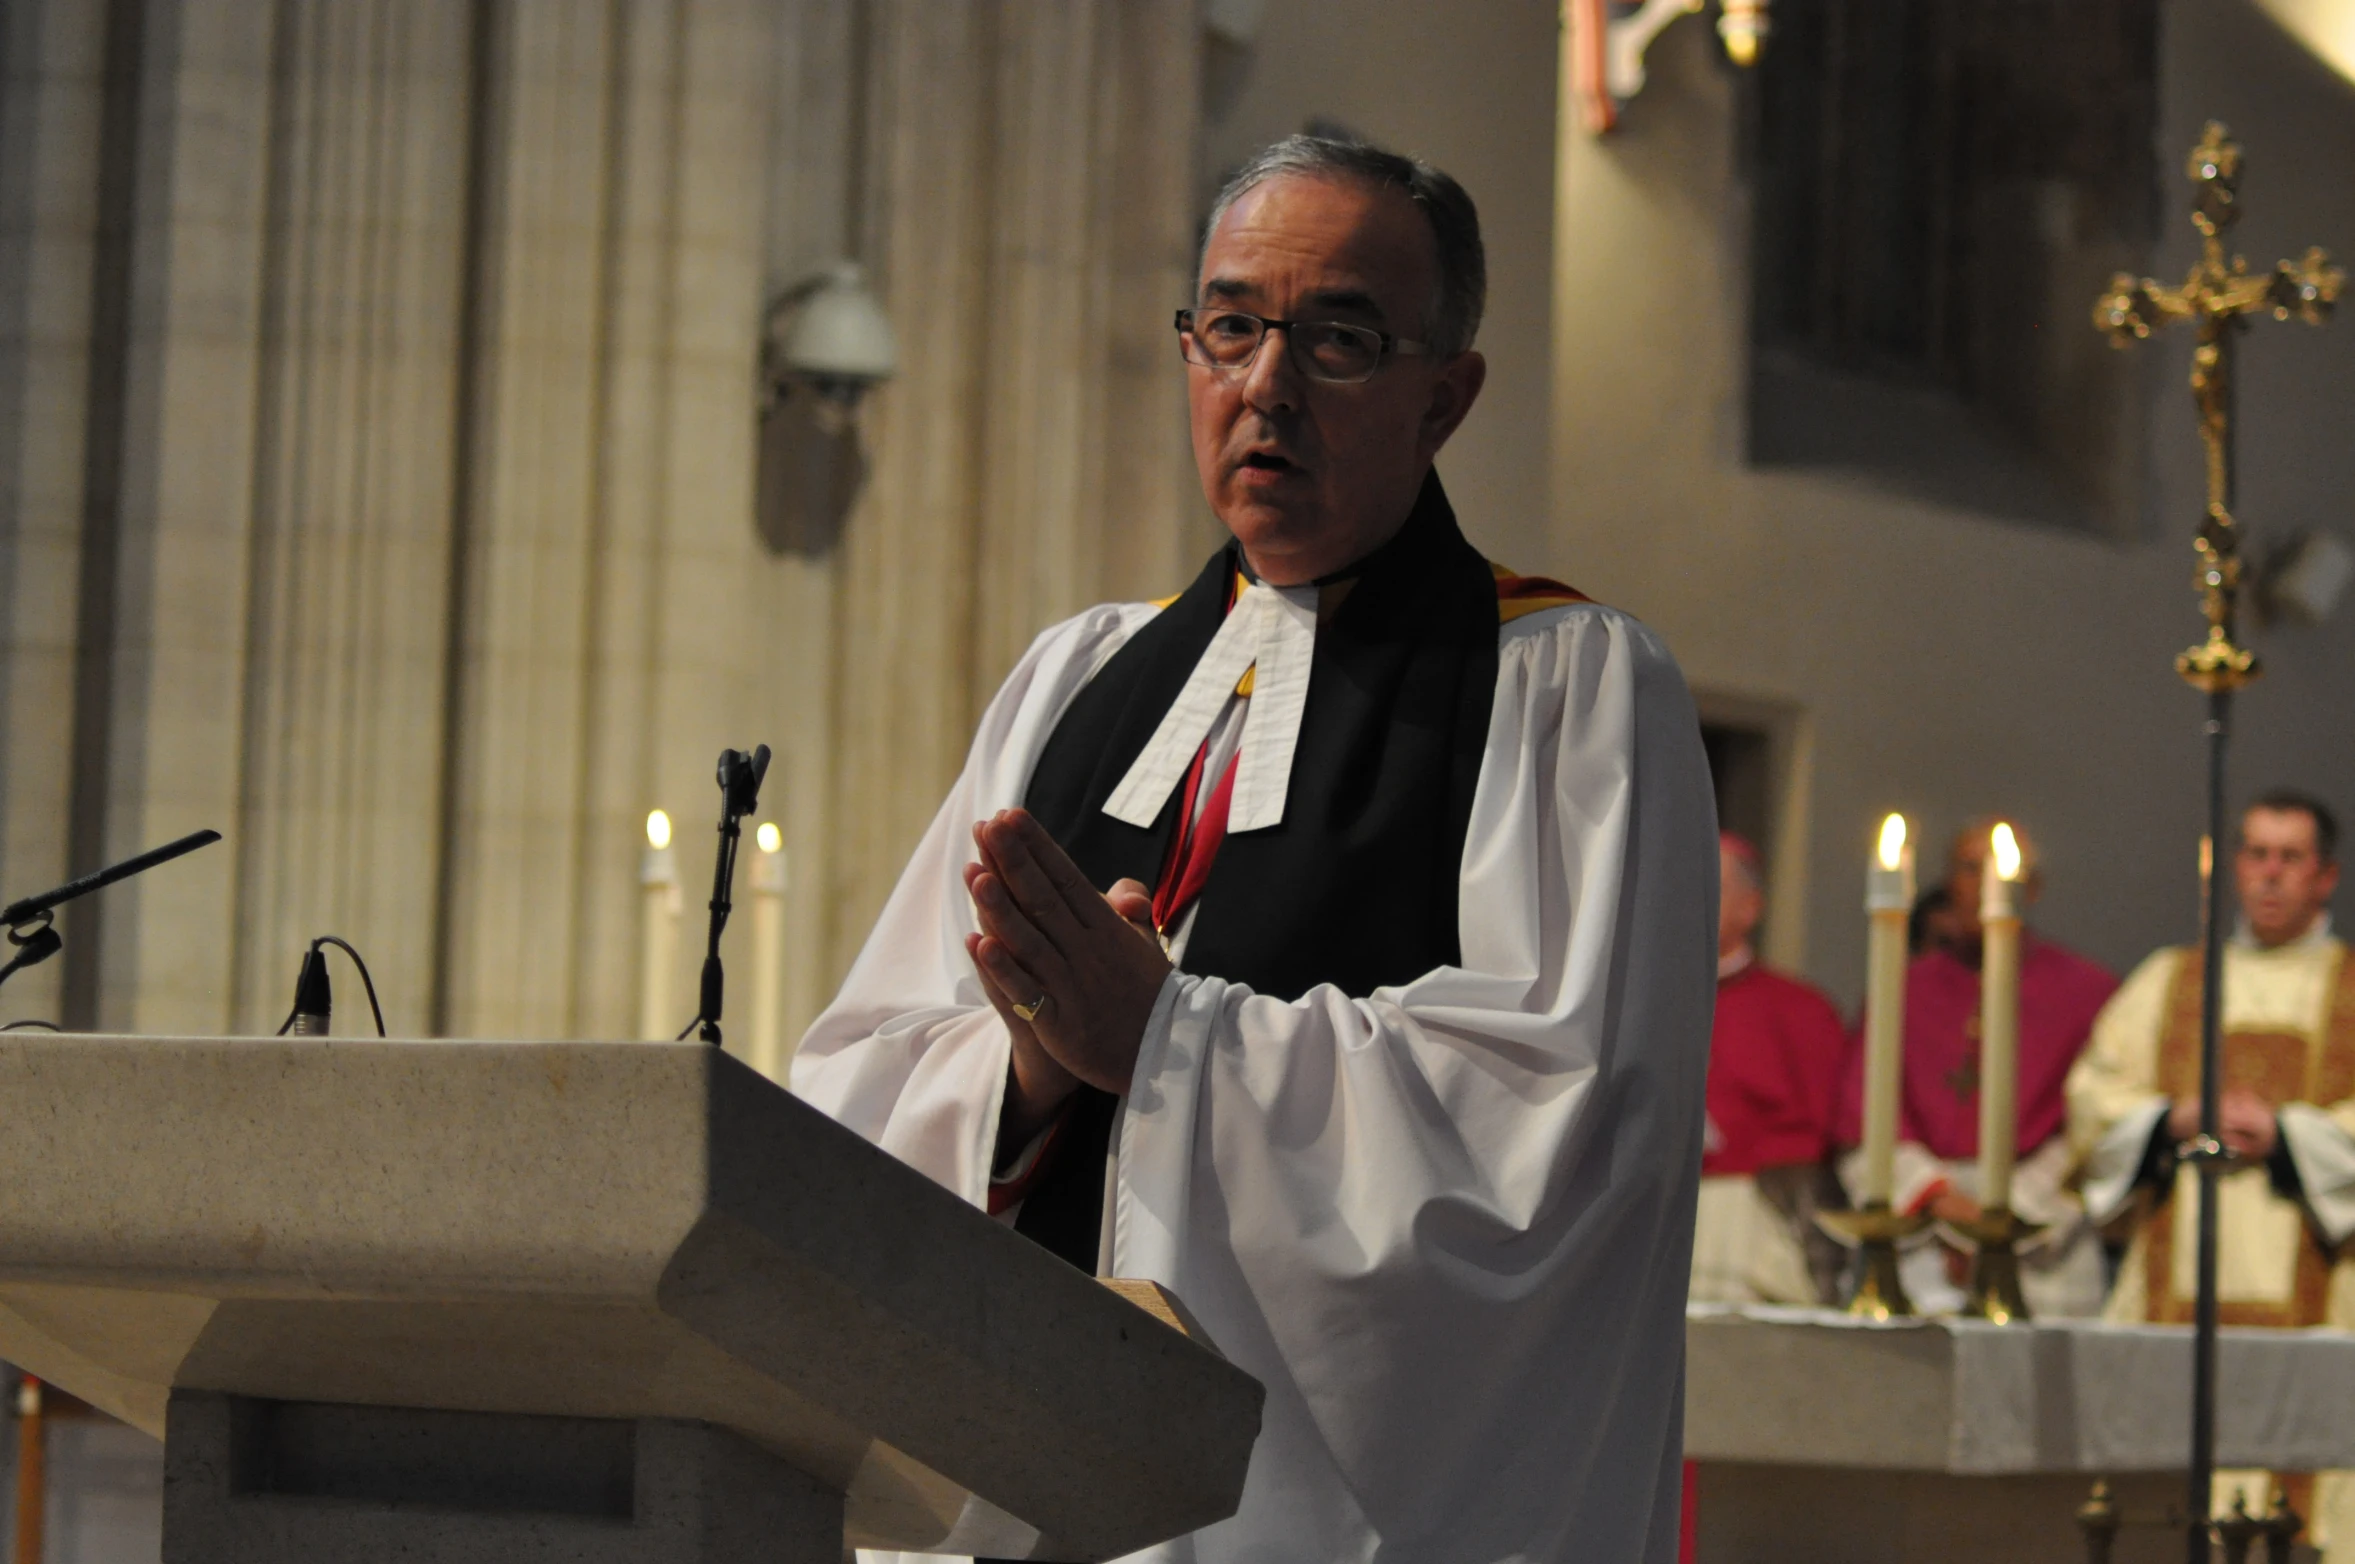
[776,263,898,385]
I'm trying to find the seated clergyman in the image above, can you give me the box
[795,136,1716,1563]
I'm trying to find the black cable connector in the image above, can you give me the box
[274,935,388,1038]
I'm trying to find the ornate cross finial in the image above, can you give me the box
[2093,123,2342,692]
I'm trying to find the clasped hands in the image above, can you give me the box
[963,809,1172,1148]
[2168,1088,2281,1161]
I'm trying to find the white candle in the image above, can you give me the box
[1977,823,2025,1211]
[749,821,788,1080]
[1861,814,1914,1206]
[639,809,680,1041]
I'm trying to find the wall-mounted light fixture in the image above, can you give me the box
[762,263,897,410]
[1569,0,1768,136]
[756,264,897,557]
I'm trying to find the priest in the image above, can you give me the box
[1692,832,1846,1305]
[1837,819,2118,1316]
[2069,790,2355,1554]
[794,135,1717,1564]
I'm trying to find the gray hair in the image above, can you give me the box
[1201,135,1487,358]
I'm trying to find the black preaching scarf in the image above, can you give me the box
[1007,471,1500,1271]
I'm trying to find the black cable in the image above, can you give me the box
[271,935,388,1038]
[315,935,387,1037]
[0,1019,61,1032]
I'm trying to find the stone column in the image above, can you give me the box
[0,0,109,1025]
[74,0,278,1036]
[436,0,774,1044]
[431,0,620,1040]
[228,0,472,1036]
[757,0,857,1071]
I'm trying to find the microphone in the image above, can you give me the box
[686,745,773,1048]
[0,829,222,994]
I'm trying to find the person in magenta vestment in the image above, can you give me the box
[1691,832,1847,1304]
[1837,818,2119,1316]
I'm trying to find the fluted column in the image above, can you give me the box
[433,0,618,1039]
[229,0,472,1035]
[437,0,775,1043]
[575,0,774,1048]
[75,0,279,1036]
[757,0,857,1068]
[0,0,108,1025]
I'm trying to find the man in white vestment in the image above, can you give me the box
[2069,790,2355,1553]
[793,135,1717,1563]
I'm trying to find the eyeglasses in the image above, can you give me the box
[1173,308,1430,385]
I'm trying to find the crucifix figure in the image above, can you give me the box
[2095,121,2342,692]
[2090,122,2340,1564]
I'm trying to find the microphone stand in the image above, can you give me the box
[686,746,771,1048]
[0,829,223,993]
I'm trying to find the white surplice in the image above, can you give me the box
[794,593,1718,1564]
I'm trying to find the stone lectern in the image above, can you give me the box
[0,1035,1263,1563]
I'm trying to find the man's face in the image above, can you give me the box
[1187,174,1486,586]
[2235,807,2339,947]
[1718,846,1763,960]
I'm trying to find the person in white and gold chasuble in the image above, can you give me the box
[795,136,1716,1564]
[2070,790,2355,1554]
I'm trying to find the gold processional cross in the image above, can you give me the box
[2095,122,2342,692]
[2084,122,2339,1564]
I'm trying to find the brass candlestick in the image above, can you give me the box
[1942,1206,2046,1325]
[2077,1480,2122,1564]
[1818,1202,1931,1319]
[2217,1491,2266,1564]
[2258,1487,2306,1564]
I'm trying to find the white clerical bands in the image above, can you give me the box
[1103,580,1317,834]
[1012,993,1050,1022]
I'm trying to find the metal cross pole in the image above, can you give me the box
[2094,122,2339,1564]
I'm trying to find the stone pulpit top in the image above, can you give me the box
[0,1034,1263,1561]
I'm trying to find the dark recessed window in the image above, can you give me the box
[1744,0,2161,536]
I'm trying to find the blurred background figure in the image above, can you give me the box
[1691,832,1848,1305]
[2071,790,2355,1554]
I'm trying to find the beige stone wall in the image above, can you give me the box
[0,0,1202,1051]
[1550,2,2355,1004]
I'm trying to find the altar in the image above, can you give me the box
[1686,1306,2355,1563]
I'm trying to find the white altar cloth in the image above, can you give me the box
[1684,1307,2355,1564]
[1687,1304,2355,1474]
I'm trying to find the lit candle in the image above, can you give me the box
[1977,823,2025,1211]
[1861,813,1914,1206]
[639,810,680,1041]
[749,821,789,1080]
